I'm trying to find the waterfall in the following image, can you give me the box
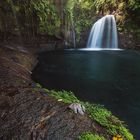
[87,15,118,49]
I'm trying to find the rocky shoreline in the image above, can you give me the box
[0,45,133,140]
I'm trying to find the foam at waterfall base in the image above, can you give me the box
[78,48,123,51]
[65,48,123,51]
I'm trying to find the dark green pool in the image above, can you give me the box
[32,50,140,139]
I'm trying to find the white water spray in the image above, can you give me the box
[87,15,118,49]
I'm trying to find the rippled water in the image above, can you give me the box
[32,50,140,139]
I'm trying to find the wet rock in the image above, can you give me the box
[0,96,11,110]
[0,46,110,140]
[69,103,86,115]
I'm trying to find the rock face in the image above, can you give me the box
[0,46,109,140]
[118,32,140,50]
[69,103,86,115]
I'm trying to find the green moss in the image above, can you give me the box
[49,90,79,104]
[36,83,43,88]
[78,101,133,140]
[78,132,106,140]
[118,126,134,140]
[35,83,134,140]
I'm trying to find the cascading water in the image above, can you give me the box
[87,15,118,49]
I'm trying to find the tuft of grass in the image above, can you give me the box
[118,126,134,140]
[35,83,134,140]
[81,103,134,140]
[49,90,79,103]
[36,83,43,88]
[47,90,134,139]
[78,132,106,140]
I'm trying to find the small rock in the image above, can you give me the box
[69,103,85,115]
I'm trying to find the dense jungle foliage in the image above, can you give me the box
[0,0,139,45]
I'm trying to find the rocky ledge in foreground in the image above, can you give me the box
[0,46,134,140]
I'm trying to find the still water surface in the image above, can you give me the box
[32,50,140,139]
